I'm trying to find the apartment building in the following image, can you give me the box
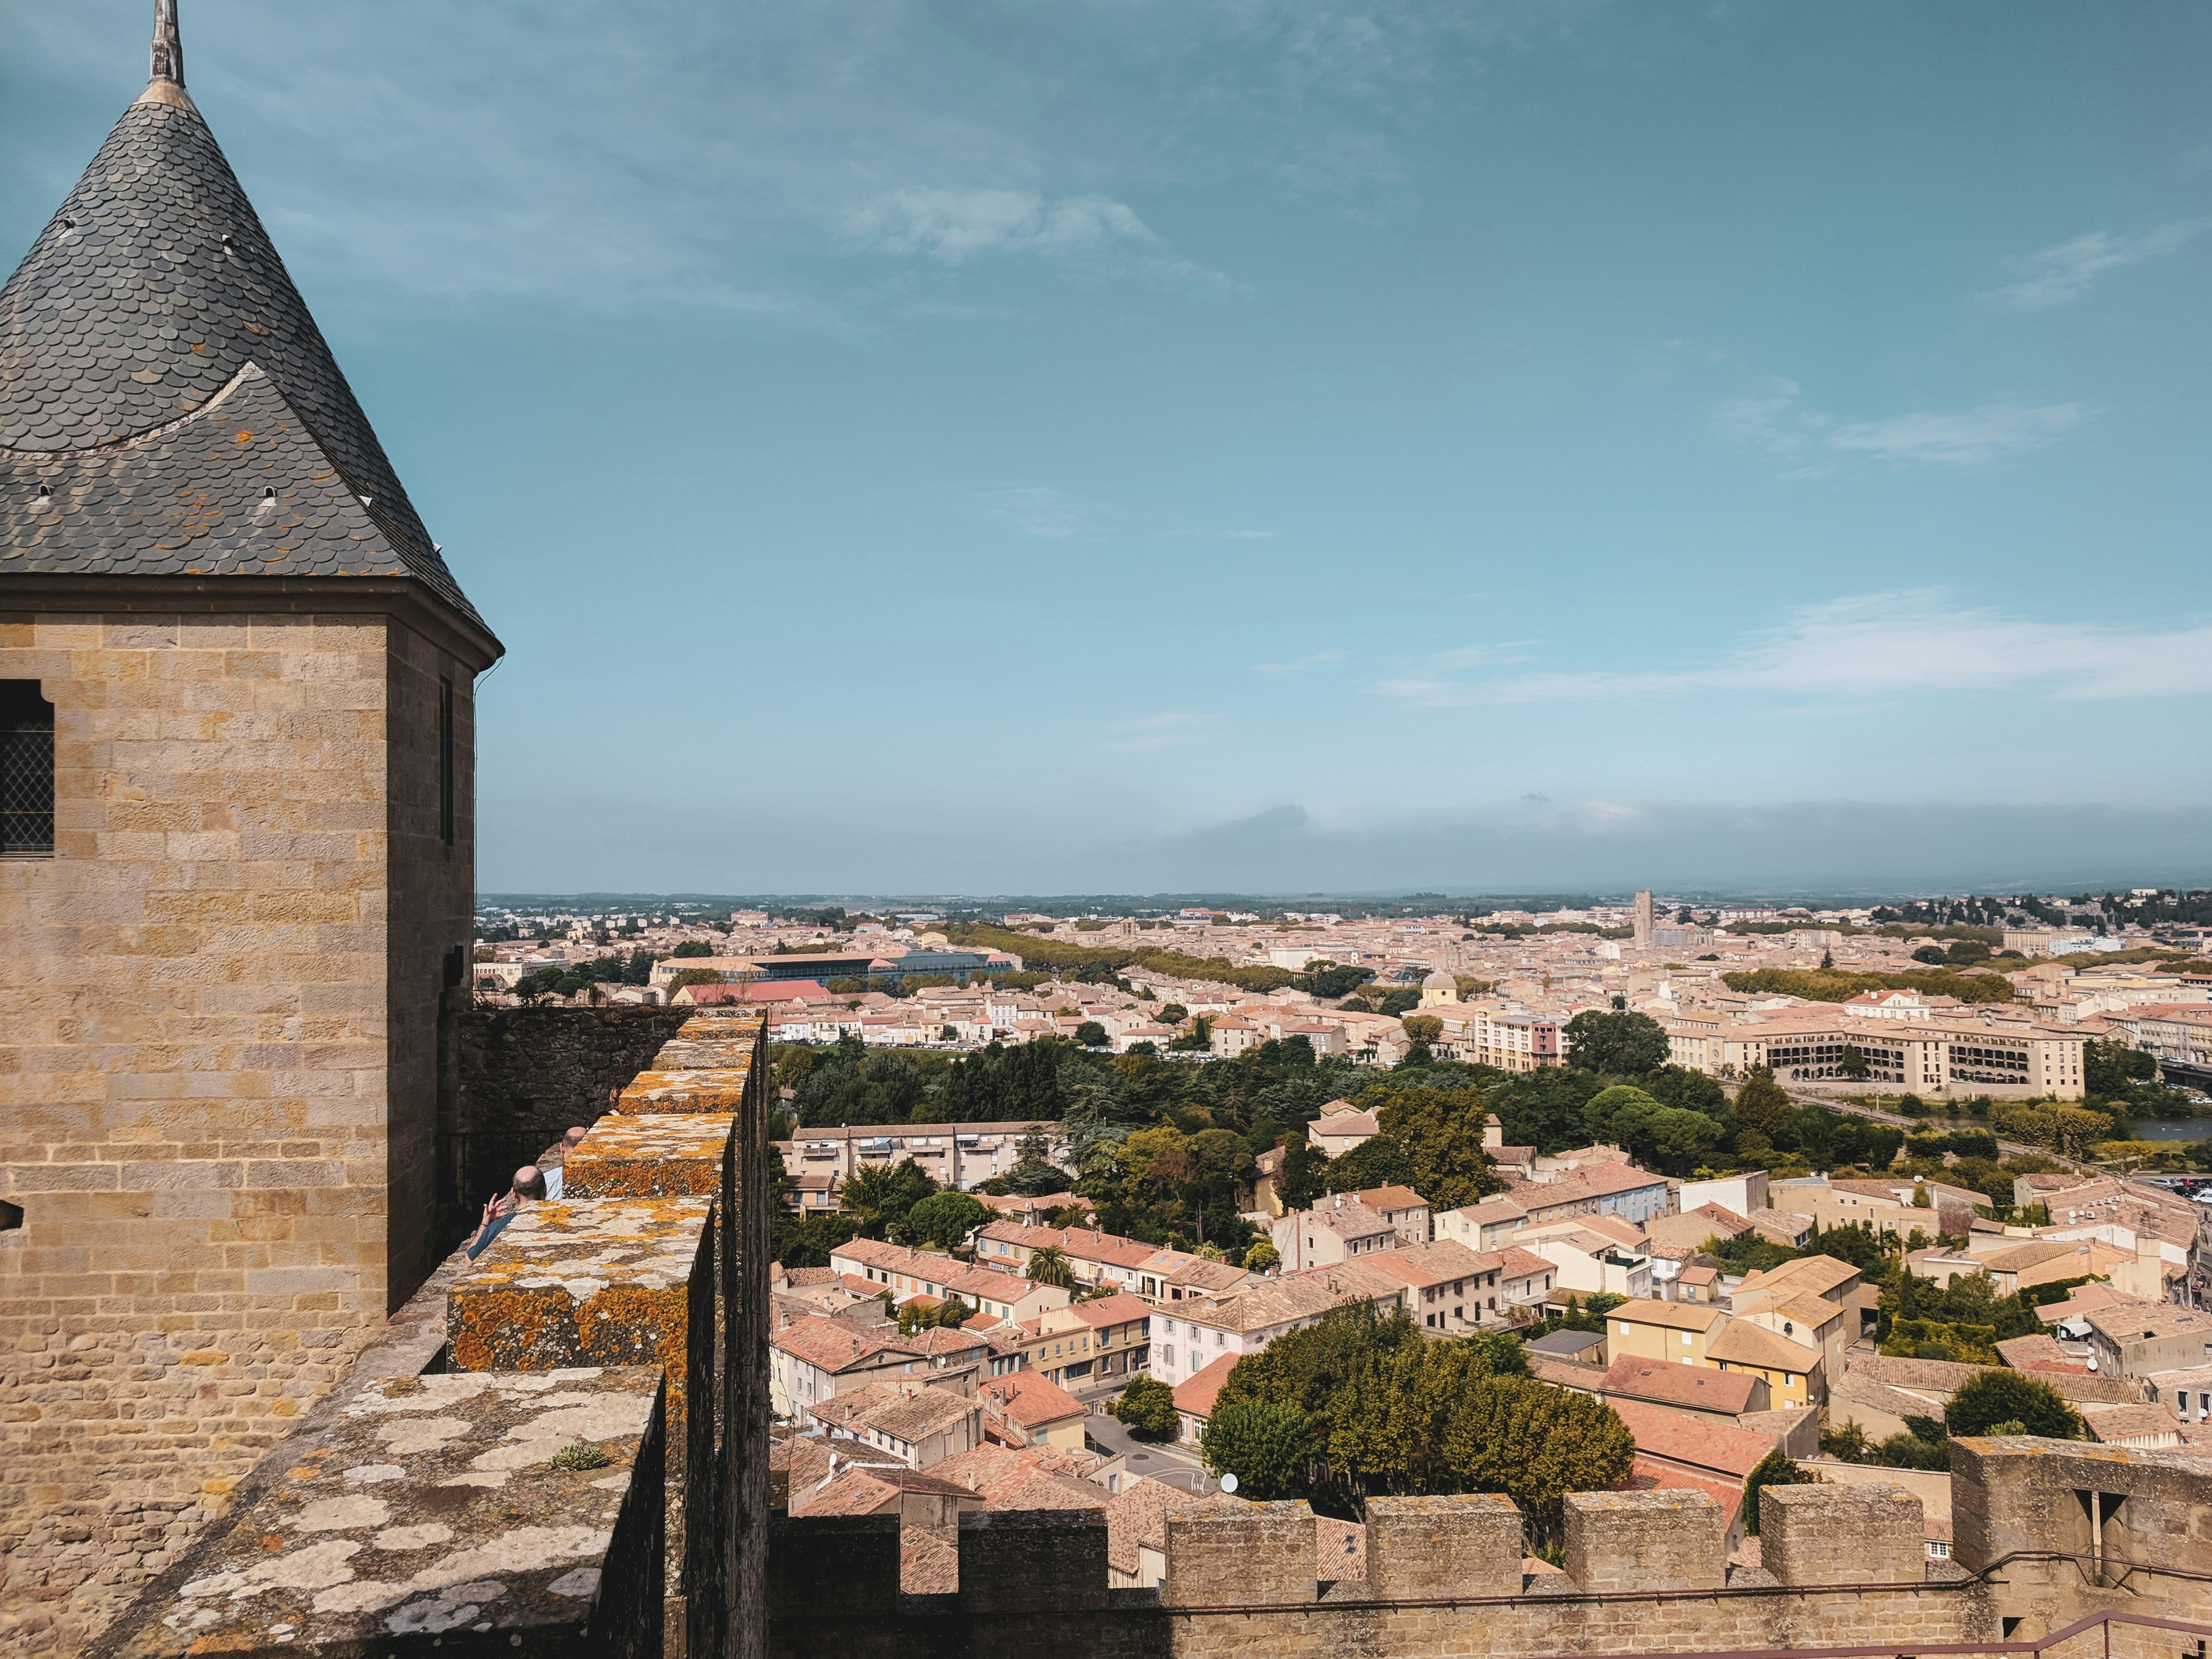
[1428,1003,1566,1072]
[778,1120,1058,1190]
[1012,1295,1155,1388]
[2104,1004,2212,1090]
[1270,1195,1401,1268]
[1365,1241,1503,1330]
[1148,1264,1408,1390]
[1673,1004,2089,1098]
[826,1239,1070,1323]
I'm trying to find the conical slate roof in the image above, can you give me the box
[1,27,490,638]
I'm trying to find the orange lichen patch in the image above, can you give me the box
[616,1068,751,1113]
[564,1112,733,1199]
[447,1196,711,1426]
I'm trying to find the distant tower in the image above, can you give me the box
[1634,889,1655,946]
[1,4,500,1639]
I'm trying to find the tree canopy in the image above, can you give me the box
[1114,1375,1181,1440]
[1944,1369,2084,1439]
[1208,1302,1634,1540]
[1563,1010,1670,1075]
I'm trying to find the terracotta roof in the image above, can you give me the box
[901,1529,960,1594]
[1844,1355,1986,1394]
[1173,1352,1240,1421]
[1600,1358,1761,1415]
[1609,1397,1776,1481]
[1610,1298,1728,1334]
[1993,1334,2092,1375]
[864,1385,980,1444]
[2087,1405,2185,1445]
[1627,1456,1747,1531]
[1706,1321,1821,1375]
[1103,1476,1179,1575]
[1317,1516,1367,1581]
[771,1316,916,1373]
[1058,1293,1156,1329]
[925,1440,1101,1501]
[1349,1185,1428,1213]
[804,1382,900,1432]
[979,1371,1088,1430]
[1738,1255,1862,1300]
[1363,1240,1496,1293]
[1573,1163,1670,1196]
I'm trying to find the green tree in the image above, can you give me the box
[1278,1138,1329,1212]
[1743,1450,1818,1535]
[1563,1010,1670,1075]
[1076,1020,1107,1048]
[1006,1125,1073,1196]
[1025,1244,1075,1289]
[1731,1070,1794,1142]
[1201,1400,1318,1499]
[841,1158,938,1239]
[1243,1238,1281,1273]
[1944,1370,2085,1439]
[1114,1375,1181,1440]
[896,1294,972,1334]
[1365,1080,1499,1208]
[1321,1136,1416,1195]
[671,940,715,958]
[903,1189,990,1251]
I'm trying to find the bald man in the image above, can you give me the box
[467,1164,546,1260]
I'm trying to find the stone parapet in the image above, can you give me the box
[958,1509,1111,1614]
[563,1115,734,1199]
[1760,1481,1925,1586]
[100,1365,666,1659]
[1563,1489,1727,1593]
[616,1069,752,1113]
[1162,1497,1316,1608]
[447,1196,715,1640]
[1366,1493,1524,1599]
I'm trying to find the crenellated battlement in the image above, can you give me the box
[765,1451,2212,1659]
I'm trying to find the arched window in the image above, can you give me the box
[1,681,56,856]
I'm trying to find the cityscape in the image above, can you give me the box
[3,5,2209,1659]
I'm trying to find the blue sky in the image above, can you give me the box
[7,2,2209,896]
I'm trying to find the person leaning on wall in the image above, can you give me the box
[467,1165,547,1259]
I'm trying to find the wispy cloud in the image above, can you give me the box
[1981,221,2207,311]
[1164,527,1281,540]
[1109,713,1206,752]
[840,187,1227,288]
[1255,651,1344,675]
[1827,401,2083,467]
[1372,592,2212,708]
[1713,380,2080,469]
[964,484,1114,539]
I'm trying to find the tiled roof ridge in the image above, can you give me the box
[0,86,489,634]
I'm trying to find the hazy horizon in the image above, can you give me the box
[9,2,2205,895]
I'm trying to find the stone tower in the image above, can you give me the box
[0,6,501,1648]
[1632,889,1655,947]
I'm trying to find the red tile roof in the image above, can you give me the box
[1173,1352,1240,1422]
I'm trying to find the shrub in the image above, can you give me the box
[1114,1375,1181,1441]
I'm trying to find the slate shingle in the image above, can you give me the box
[1,76,487,635]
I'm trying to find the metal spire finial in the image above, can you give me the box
[151,0,185,86]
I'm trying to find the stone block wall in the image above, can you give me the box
[0,608,458,1657]
[1563,1489,1726,1593]
[1951,1436,2212,1638]
[564,1116,733,1200]
[452,1007,688,1144]
[767,1483,2005,1659]
[446,1196,716,1654]
[1365,1493,1522,1599]
[381,618,479,1307]
[1760,1481,1925,1586]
